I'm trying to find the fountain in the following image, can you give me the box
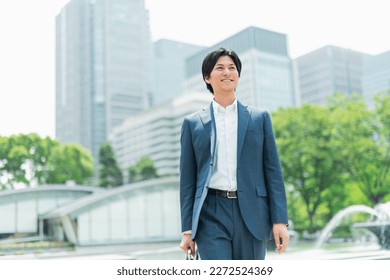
[316,202,390,249]
[352,203,390,249]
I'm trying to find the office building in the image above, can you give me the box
[55,0,151,161]
[363,51,390,108]
[151,39,205,106]
[295,45,370,105]
[109,93,211,178]
[183,26,297,111]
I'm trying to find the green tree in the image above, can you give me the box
[273,104,345,233]
[128,156,158,183]
[374,92,390,200]
[45,144,94,184]
[127,165,138,183]
[98,142,123,188]
[330,93,390,205]
[0,134,93,188]
[0,134,60,189]
[30,135,60,185]
[0,136,8,190]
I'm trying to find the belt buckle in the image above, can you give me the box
[226,191,235,199]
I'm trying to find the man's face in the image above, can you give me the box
[205,55,239,94]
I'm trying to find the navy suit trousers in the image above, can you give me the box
[195,191,267,260]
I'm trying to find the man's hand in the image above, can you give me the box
[180,233,196,256]
[273,223,289,254]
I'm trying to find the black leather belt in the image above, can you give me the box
[208,188,238,199]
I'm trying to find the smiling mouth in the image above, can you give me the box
[221,79,234,82]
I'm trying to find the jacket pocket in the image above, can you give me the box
[256,185,268,197]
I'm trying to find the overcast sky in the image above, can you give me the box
[0,0,389,138]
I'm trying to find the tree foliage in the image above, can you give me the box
[98,142,123,188]
[330,93,390,205]
[0,134,94,189]
[273,91,390,233]
[45,144,94,185]
[127,156,158,183]
[273,105,345,233]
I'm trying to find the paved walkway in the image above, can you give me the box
[1,241,390,260]
[0,241,182,260]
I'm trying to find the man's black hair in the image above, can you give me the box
[201,47,242,94]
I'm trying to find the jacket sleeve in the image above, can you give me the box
[179,118,197,232]
[263,111,289,225]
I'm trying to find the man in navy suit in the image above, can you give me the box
[179,48,289,260]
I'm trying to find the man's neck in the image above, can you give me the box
[213,93,236,108]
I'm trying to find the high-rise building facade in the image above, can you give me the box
[151,39,205,106]
[295,45,370,105]
[56,0,151,161]
[363,51,390,108]
[110,93,211,178]
[183,26,297,111]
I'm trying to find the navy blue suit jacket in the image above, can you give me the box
[180,100,288,241]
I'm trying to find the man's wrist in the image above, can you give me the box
[273,223,288,227]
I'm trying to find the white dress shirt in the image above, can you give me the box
[209,99,238,191]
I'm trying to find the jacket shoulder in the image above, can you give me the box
[246,105,270,118]
[183,105,209,122]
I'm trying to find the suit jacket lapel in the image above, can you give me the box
[237,100,250,162]
[200,103,216,160]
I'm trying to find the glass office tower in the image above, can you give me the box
[183,26,297,111]
[363,51,390,108]
[151,39,205,106]
[55,0,151,161]
[295,45,370,105]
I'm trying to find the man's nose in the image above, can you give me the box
[222,67,230,75]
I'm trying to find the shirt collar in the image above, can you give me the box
[212,99,237,114]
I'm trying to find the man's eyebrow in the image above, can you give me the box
[214,63,236,66]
